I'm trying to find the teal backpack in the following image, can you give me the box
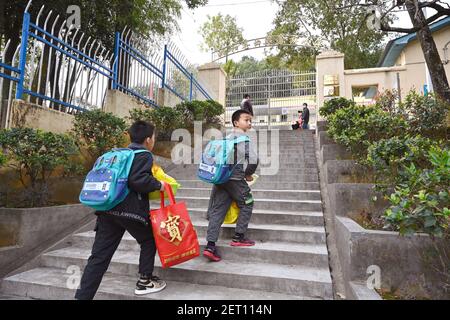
[198,135,249,184]
[79,148,150,211]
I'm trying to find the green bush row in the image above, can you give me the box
[129,100,224,140]
[322,91,449,238]
[0,100,224,207]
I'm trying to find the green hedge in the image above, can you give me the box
[319,97,355,118]
[0,128,79,207]
[327,104,406,159]
[129,100,224,141]
[72,110,127,161]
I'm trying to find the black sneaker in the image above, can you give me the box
[230,234,256,247]
[135,276,167,295]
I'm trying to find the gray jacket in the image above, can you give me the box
[227,131,259,181]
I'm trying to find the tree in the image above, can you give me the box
[200,14,246,62]
[268,0,389,70]
[223,56,268,78]
[349,0,450,107]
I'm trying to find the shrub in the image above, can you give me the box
[375,89,405,117]
[174,100,224,130]
[384,147,450,239]
[401,91,449,139]
[202,100,225,129]
[0,128,78,207]
[129,106,183,141]
[72,110,127,161]
[0,151,6,167]
[327,104,406,159]
[319,97,355,118]
[367,136,439,186]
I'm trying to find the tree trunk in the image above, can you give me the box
[406,1,450,105]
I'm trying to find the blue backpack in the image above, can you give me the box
[79,148,150,211]
[198,135,249,185]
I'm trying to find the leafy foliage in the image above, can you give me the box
[200,14,246,61]
[319,97,355,118]
[367,136,440,187]
[175,100,224,129]
[129,100,224,141]
[72,110,127,160]
[0,128,78,207]
[384,147,450,238]
[327,104,406,159]
[129,106,183,141]
[1,0,208,50]
[267,0,389,70]
[400,91,449,140]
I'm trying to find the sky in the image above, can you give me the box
[173,0,280,65]
[172,0,450,67]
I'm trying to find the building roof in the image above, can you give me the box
[377,16,450,67]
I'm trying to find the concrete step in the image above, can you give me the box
[173,174,319,183]
[70,232,329,268]
[1,267,316,300]
[191,220,326,244]
[176,180,321,190]
[39,248,333,299]
[186,208,324,226]
[165,196,323,212]
[177,188,322,201]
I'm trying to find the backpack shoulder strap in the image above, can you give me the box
[133,149,152,155]
[234,135,250,144]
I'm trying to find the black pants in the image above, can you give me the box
[74,214,156,300]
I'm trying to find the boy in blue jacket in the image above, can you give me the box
[75,121,166,299]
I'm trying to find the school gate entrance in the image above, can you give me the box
[225,69,317,129]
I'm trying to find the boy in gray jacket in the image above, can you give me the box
[203,110,259,262]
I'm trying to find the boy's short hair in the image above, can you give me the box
[128,121,155,144]
[232,110,252,127]
[303,103,308,107]
[243,94,250,99]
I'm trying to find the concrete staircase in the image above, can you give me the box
[0,129,333,300]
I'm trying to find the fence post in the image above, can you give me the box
[189,73,193,101]
[113,32,120,90]
[161,45,168,89]
[16,12,31,100]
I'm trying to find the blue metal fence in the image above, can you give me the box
[0,1,215,127]
[162,43,213,103]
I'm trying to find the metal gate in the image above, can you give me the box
[225,69,317,129]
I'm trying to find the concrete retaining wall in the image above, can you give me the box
[10,100,74,134]
[0,205,94,278]
[323,160,371,185]
[320,144,352,165]
[327,183,389,220]
[318,121,449,299]
[336,216,449,299]
[103,90,149,120]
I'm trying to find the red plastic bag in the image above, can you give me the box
[150,183,200,268]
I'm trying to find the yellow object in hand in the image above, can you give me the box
[149,164,181,200]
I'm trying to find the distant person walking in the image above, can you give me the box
[302,103,310,129]
[241,94,254,117]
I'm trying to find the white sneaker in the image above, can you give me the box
[134,276,167,295]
